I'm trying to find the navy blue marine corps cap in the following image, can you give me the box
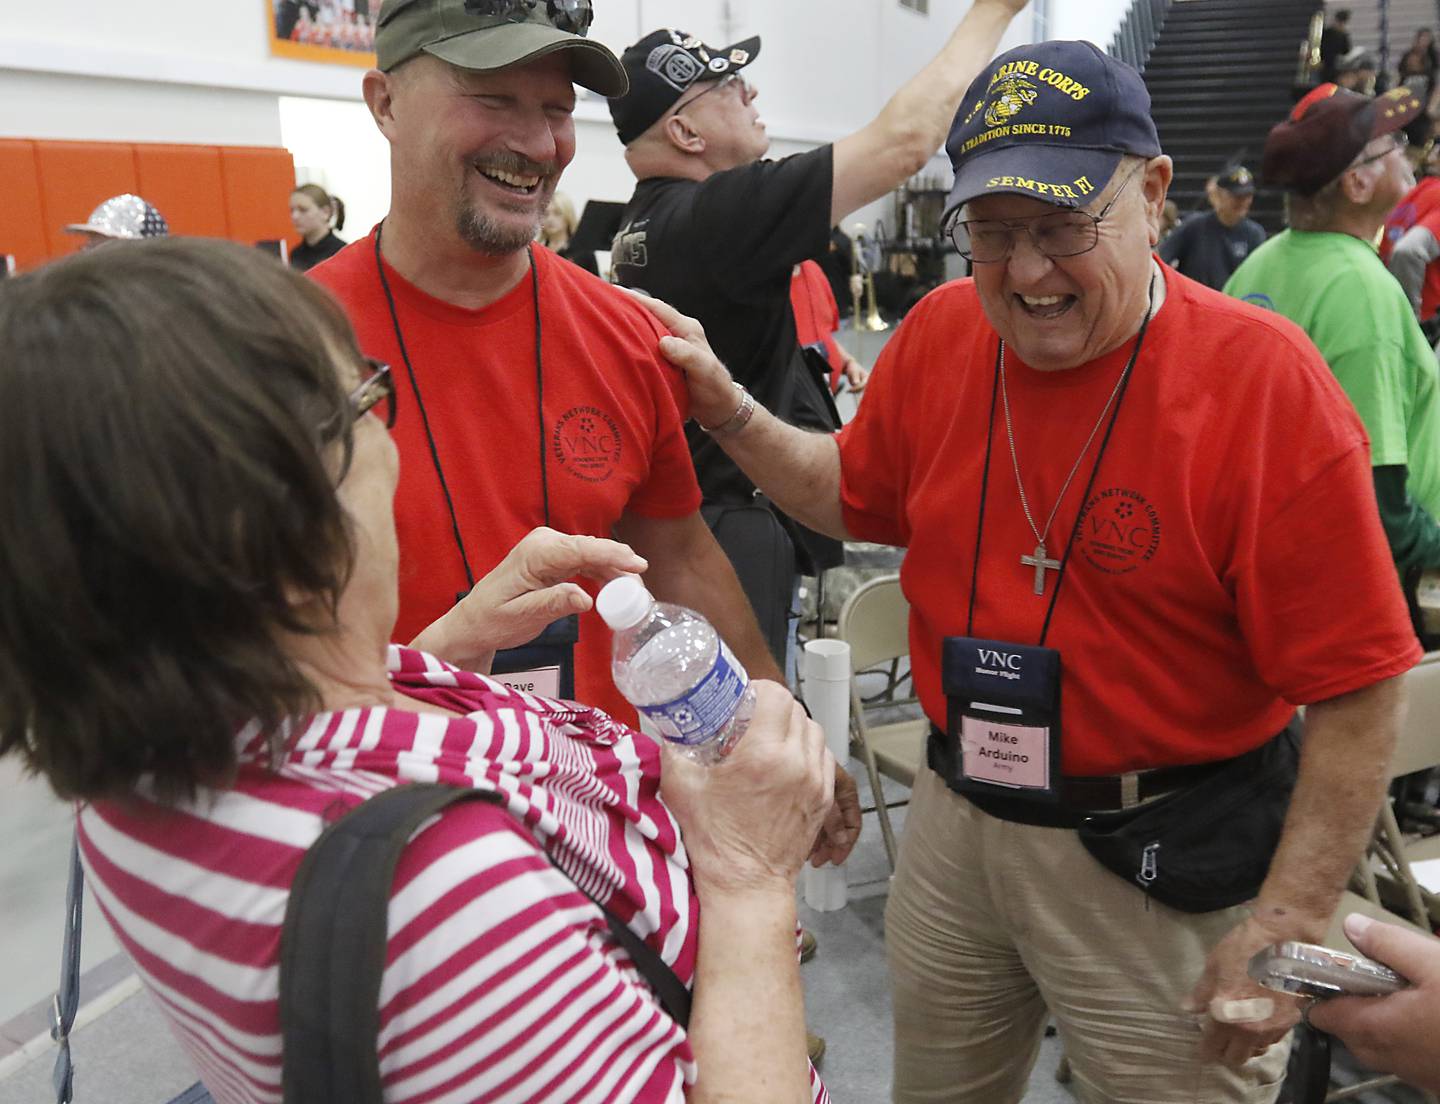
[943,40,1162,221]
[610,29,761,146]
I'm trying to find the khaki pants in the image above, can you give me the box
[886,766,1290,1103]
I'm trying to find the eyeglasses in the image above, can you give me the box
[348,358,397,429]
[1353,130,1409,169]
[666,73,752,120]
[462,0,593,36]
[948,164,1145,265]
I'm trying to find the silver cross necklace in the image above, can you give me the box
[999,271,1156,596]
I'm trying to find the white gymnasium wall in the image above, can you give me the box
[2,0,1067,246]
[1049,0,1132,50]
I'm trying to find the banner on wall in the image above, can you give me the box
[267,0,377,67]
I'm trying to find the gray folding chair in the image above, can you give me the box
[836,575,926,870]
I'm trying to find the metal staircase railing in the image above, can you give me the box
[1381,0,1393,80]
[1108,0,1174,72]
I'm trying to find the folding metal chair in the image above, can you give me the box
[1367,653,1440,928]
[836,575,926,870]
[1310,653,1440,1103]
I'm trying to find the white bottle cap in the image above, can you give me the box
[596,575,654,631]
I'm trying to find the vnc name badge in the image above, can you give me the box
[943,636,1063,803]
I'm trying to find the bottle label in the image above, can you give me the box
[638,640,749,746]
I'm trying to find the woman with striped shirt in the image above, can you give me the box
[0,239,840,1104]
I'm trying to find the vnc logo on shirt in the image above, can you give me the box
[553,406,623,484]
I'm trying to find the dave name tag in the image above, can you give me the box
[491,665,563,699]
[489,615,580,701]
[942,636,1063,802]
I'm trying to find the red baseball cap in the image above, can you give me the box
[1262,83,1423,195]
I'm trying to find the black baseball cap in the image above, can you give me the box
[1216,166,1256,197]
[609,29,761,146]
[1263,83,1423,195]
[375,0,627,97]
[943,40,1162,220]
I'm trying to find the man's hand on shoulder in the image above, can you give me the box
[621,288,743,429]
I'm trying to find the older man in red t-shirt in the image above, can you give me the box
[639,40,1418,1104]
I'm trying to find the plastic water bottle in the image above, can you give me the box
[596,576,754,763]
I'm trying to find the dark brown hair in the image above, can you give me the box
[0,238,362,803]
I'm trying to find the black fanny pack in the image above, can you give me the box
[1076,717,1302,913]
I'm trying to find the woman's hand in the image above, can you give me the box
[661,681,835,898]
[1308,913,1440,1091]
[409,527,646,672]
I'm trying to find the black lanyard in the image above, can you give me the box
[373,224,550,599]
[964,278,1156,646]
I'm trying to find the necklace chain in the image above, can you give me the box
[1000,345,1130,548]
[999,272,1156,548]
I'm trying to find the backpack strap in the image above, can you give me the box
[280,782,691,1104]
[51,835,84,1104]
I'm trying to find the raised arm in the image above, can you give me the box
[830,0,1031,225]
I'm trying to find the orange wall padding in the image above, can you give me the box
[135,145,230,240]
[1,139,296,272]
[0,141,49,271]
[38,142,141,261]
[220,146,300,247]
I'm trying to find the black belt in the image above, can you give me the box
[926,725,1229,828]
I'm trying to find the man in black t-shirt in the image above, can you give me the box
[607,4,1028,665]
[1159,165,1266,290]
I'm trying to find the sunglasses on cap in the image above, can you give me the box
[463,0,593,36]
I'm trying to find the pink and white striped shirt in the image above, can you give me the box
[78,647,829,1104]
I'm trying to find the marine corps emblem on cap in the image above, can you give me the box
[943,40,1162,220]
[985,75,1040,127]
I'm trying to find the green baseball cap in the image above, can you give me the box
[375,0,628,97]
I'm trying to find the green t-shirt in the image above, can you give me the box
[1225,230,1440,519]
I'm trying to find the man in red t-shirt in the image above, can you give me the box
[310,0,787,729]
[791,260,869,394]
[642,41,1418,1103]
[1386,143,1440,324]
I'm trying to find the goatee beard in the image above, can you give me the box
[455,206,541,255]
